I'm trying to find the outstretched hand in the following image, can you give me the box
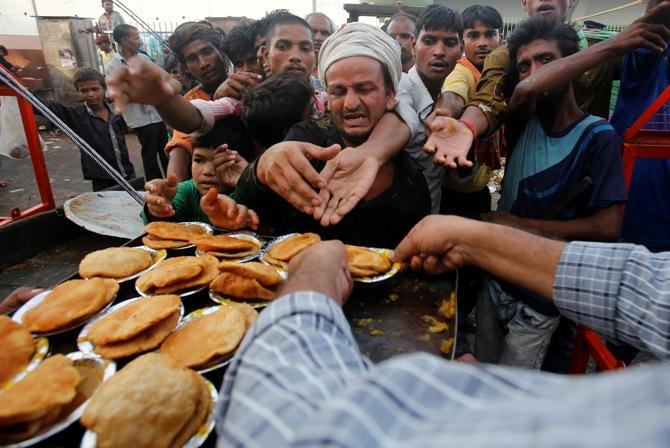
[106,56,178,114]
[609,1,670,54]
[393,215,477,276]
[200,188,259,230]
[423,116,474,169]
[214,71,263,100]
[315,147,379,226]
[212,144,249,189]
[145,173,179,218]
[256,141,341,214]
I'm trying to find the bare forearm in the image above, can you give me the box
[511,213,622,242]
[461,221,566,301]
[155,94,203,134]
[509,43,619,111]
[166,147,191,182]
[357,112,410,164]
[438,92,466,118]
[460,105,491,138]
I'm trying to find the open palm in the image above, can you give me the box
[315,148,379,226]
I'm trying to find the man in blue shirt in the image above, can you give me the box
[610,0,670,252]
[479,17,627,368]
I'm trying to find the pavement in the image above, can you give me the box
[0,130,144,216]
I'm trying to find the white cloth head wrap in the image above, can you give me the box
[318,22,402,91]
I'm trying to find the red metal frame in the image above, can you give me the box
[570,86,670,374]
[0,80,55,226]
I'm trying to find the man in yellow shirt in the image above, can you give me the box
[440,5,504,216]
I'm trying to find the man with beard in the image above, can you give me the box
[305,12,334,90]
[234,23,430,247]
[386,12,417,73]
[108,13,425,227]
[424,0,615,169]
[474,17,633,368]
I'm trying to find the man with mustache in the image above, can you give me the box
[234,23,431,247]
[395,4,463,213]
[424,0,610,169]
[440,5,503,217]
[305,12,334,89]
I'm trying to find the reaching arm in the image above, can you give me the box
[166,147,191,183]
[355,112,410,164]
[394,216,565,301]
[436,92,466,119]
[510,4,670,114]
[483,205,623,242]
[106,56,203,133]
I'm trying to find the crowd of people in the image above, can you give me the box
[3,0,670,444]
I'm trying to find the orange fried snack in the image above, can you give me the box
[142,235,189,250]
[144,221,208,242]
[0,316,35,386]
[345,245,392,278]
[79,247,153,279]
[217,261,282,287]
[192,235,260,258]
[81,353,210,448]
[160,306,253,368]
[87,295,182,346]
[94,311,180,360]
[0,355,80,429]
[22,279,119,334]
[210,272,276,301]
[265,233,321,268]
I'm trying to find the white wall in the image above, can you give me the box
[0,0,38,35]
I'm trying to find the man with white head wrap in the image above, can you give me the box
[235,22,430,248]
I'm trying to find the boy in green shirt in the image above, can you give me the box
[142,122,259,230]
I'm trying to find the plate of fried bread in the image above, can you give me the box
[136,255,218,297]
[0,352,115,447]
[160,304,258,373]
[260,232,321,270]
[77,295,184,360]
[209,261,285,308]
[80,352,216,448]
[193,232,263,262]
[345,245,400,283]
[0,317,49,391]
[142,221,213,250]
[12,278,119,336]
[79,246,167,283]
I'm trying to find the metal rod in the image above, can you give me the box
[574,0,643,22]
[0,66,145,205]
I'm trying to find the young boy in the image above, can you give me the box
[43,67,135,191]
[142,121,258,230]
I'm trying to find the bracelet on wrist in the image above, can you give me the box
[458,119,478,140]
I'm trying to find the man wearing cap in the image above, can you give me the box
[234,23,431,247]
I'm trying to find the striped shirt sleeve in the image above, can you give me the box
[216,291,370,446]
[191,97,242,136]
[554,241,670,359]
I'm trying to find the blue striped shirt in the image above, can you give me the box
[216,242,670,447]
